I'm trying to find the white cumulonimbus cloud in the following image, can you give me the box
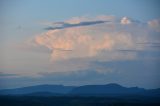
[148,19,160,32]
[33,16,159,61]
[120,17,131,25]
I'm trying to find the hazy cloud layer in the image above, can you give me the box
[0,59,159,89]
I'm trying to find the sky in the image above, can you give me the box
[0,0,160,89]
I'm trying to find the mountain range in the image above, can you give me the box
[0,83,160,97]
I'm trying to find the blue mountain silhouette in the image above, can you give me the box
[70,83,147,96]
[0,84,74,95]
[0,83,159,97]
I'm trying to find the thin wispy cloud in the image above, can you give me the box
[44,20,109,30]
[0,72,17,77]
[137,42,160,49]
[116,49,139,53]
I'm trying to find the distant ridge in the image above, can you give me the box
[0,83,160,97]
[70,83,147,96]
[0,84,75,95]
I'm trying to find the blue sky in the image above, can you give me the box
[1,0,160,40]
[0,0,160,89]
